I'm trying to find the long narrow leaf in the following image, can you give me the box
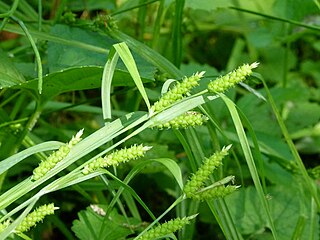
[0,141,62,175]
[0,198,38,239]
[107,29,184,79]
[220,93,278,240]
[0,111,149,210]
[114,42,151,111]
[101,48,119,121]
[257,75,320,209]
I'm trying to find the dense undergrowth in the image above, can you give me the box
[0,0,320,239]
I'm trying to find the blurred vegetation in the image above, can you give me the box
[0,0,320,239]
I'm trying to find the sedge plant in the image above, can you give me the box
[1,1,319,239]
[0,41,261,239]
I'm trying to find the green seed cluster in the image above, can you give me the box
[138,216,195,240]
[82,145,152,175]
[192,185,238,201]
[155,111,208,129]
[208,62,259,93]
[32,129,83,181]
[184,145,231,199]
[16,203,57,233]
[0,220,10,233]
[152,72,205,113]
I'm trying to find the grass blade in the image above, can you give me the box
[114,42,151,111]
[0,141,62,175]
[257,75,320,209]
[172,0,185,67]
[107,29,184,79]
[101,47,119,121]
[220,93,278,240]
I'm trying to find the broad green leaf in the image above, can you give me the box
[16,66,154,102]
[0,50,25,89]
[285,102,320,134]
[226,186,318,240]
[257,47,297,84]
[72,207,139,240]
[48,24,114,72]
[272,0,318,21]
[237,87,308,136]
[301,60,320,86]
[48,24,156,80]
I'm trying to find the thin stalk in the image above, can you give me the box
[0,0,19,18]
[137,0,147,41]
[4,24,108,54]
[18,0,38,21]
[133,195,185,240]
[37,0,42,32]
[173,130,197,172]
[0,198,38,239]
[230,7,320,32]
[152,0,165,49]
[210,199,243,240]
[111,0,159,17]
[12,17,43,94]
[98,175,132,238]
[282,23,290,88]
[0,0,19,32]
[237,107,267,192]
[183,127,240,239]
[172,0,185,67]
[9,93,26,119]
[260,77,320,209]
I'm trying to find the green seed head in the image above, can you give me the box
[154,111,208,129]
[82,145,152,174]
[32,129,83,181]
[152,71,205,113]
[138,215,197,240]
[208,62,259,93]
[0,220,10,233]
[15,204,58,233]
[184,145,232,198]
[191,185,239,201]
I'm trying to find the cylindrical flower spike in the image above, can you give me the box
[32,129,84,181]
[191,185,239,201]
[138,215,197,240]
[184,145,232,198]
[152,72,205,113]
[0,220,10,233]
[15,203,58,233]
[208,62,259,93]
[82,145,152,175]
[153,111,208,129]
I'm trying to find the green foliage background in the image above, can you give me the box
[0,0,320,239]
